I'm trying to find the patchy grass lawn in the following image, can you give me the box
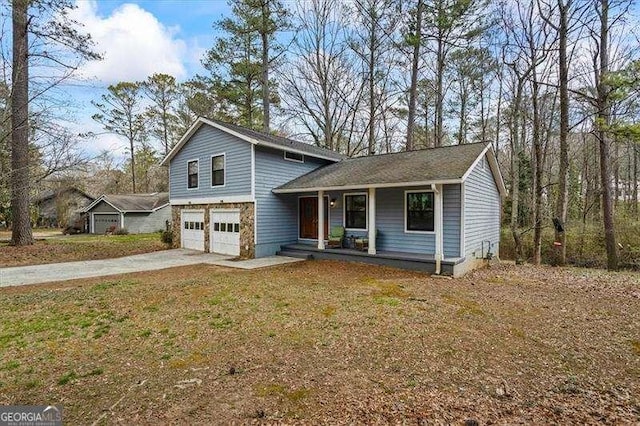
[0,261,638,424]
[0,233,167,267]
[0,228,62,239]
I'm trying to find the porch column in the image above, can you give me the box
[318,190,325,249]
[368,187,376,254]
[434,184,444,274]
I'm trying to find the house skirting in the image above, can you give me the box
[171,202,255,258]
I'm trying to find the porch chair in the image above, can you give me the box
[327,226,345,248]
[355,229,378,251]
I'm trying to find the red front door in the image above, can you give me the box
[299,196,329,239]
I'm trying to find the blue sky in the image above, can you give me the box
[85,0,233,79]
[66,1,237,158]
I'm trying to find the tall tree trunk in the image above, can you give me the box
[494,68,503,153]
[457,87,467,145]
[10,0,33,246]
[129,135,136,193]
[163,109,169,156]
[555,0,570,265]
[596,0,618,270]
[261,0,270,132]
[614,134,619,206]
[423,100,430,148]
[479,82,487,142]
[435,26,445,147]
[510,81,524,263]
[405,0,423,151]
[531,73,543,265]
[368,6,376,155]
[632,145,638,219]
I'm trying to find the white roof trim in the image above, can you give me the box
[151,203,170,212]
[459,144,506,197]
[83,195,122,213]
[272,179,463,194]
[461,144,507,197]
[160,117,342,166]
[487,148,507,197]
[83,195,168,213]
[460,144,491,181]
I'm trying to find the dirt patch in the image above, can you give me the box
[0,261,638,424]
[0,233,167,267]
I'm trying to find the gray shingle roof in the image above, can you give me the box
[205,118,346,161]
[275,142,489,192]
[34,187,94,203]
[98,192,169,212]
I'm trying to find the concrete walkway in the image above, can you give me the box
[0,249,303,287]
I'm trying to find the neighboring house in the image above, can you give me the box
[34,187,95,229]
[83,193,170,234]
[161,117,506,276]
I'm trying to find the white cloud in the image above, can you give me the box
[71,1,187,83]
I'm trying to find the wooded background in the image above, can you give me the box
[1,0,639,270]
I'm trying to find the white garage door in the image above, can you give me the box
[181,210,204,251]
[210,209,240,256]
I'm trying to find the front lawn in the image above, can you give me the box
[0,233,167,267]
[0,261,638,423]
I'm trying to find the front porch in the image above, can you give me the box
[277,243,464,275]
[272,183,462,274]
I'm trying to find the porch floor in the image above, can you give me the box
[278,243,463,275]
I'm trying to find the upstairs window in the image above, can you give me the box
[406,191,434,232]
[211,154,225,187]
[187,160,199,189]
[284,151,304,163]
[344,194,367,230]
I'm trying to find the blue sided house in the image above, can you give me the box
[161,117,506,276]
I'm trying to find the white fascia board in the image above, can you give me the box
[160,118,205,166]
[487,149,507,197]
[83,196,122,213]
[161,117,342,166]
[460,144,491,182]
[272,179,463,194]
[151,203,170,212]
[201,117,341,162]
[460,144,507,197]
[170,195,255,205]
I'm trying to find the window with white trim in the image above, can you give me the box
[187,160,198,189]
[344,194,367,229]
[211,155,225,186]
[284,151,304,162]
[406,191,434,232]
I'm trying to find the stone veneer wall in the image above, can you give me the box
[171,202,255,259]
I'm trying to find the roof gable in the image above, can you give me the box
[160,117,345,166]
[84,192,169,213]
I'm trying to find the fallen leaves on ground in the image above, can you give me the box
[0,261,638,424]
[0,233,167,267]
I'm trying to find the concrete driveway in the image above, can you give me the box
[0,249,232,287]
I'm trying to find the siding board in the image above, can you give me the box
[442,184,461,257]
[464,156,501,258]
[90,200,118,213]
[321,185,460,257]
[254,146,330,257]
[169,126,252,199]
[124,207,171,234]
